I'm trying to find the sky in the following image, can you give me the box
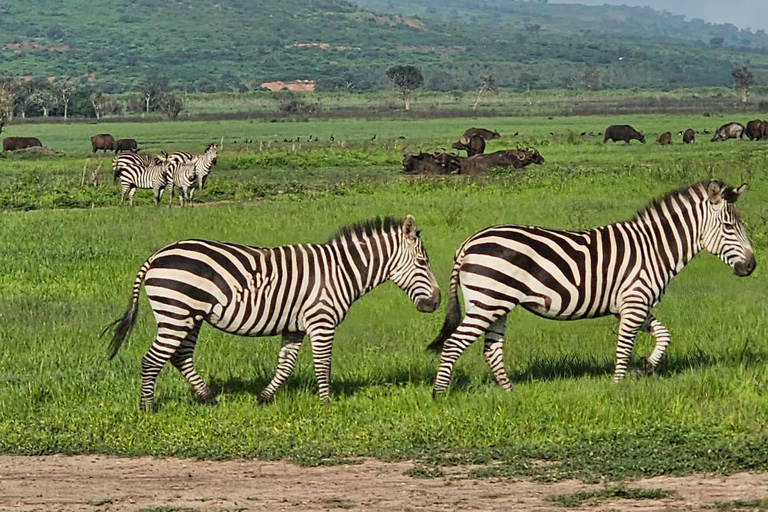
[550,0,768,32]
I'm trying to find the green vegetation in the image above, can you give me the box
[1,115,767,482]
[708,498,768,510]
[0,0,767,93]
[548,486,676,508]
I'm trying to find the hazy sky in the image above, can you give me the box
[550,1,768,32]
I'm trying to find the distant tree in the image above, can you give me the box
[519,72,540,93]
[386,65,423,111]
[57,80,78,120]
[0,78,19,122]
[46,24,66,41]
[16,81,38,119]
[0,92,8,135]
[709,37,724,47]
[158,92,183,119]
[30,84,59,117]
[90,91,107,120]
[731,66,754,103]
[582,67,601,91]
[472,73,497,111]
[142,76,169,113]
[560,71,577,90]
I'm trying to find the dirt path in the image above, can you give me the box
[1,455,767,511]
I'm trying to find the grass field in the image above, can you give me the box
[1,114,767,482]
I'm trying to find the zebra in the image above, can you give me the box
[427,180,755,396]
[103,216,441,411]
[164,143,218,183]
[113,152,172,206]
[167,144,219,206]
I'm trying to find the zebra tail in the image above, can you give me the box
[102,259,151,360]
[426,247,464,354]
[112,161,121,184]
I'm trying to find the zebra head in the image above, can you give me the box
[702,180,755,277]
[390,215,441,313]
[197,144,218,190]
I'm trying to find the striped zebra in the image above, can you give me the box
[168,144,219,206]
[112,152,172,206]
[427,180,755,396]
[103,216,441,411]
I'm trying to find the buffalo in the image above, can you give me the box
[657,132,672,145]
[115,138,139,153]
[3,136,42,151]
[745,120,768,141]
[91,134,117,153]
[452,134,486,156]
[711,122,745,142]
[680,129,695,144]
[458,148,544,175]
[604,125,645,144]
[401,152,461,175]
[462,127,500,140]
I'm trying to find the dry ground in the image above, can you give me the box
[1,456,768,511]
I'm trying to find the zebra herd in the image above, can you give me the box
[112,143,218,206]
[104,179,756,411]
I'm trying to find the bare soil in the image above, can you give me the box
[1,455,767,511]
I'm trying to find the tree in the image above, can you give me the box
[142,76,168,113]
[30,84,58,117]
[0,91,8,135]
[386,65,423,111]
[582,67,601,91]
[731,66,754,104]
[57,80,78,120]
[0,78,19,122]
[158,92,183,119]
[560,71,577,90]
[472,73,497,111]
[15,81,37,119]
[518,72,540,93]
[90,91,107,120]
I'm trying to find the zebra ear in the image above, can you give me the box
[725,183,747,203]
[707,180,723,204]
[403,215,417,241]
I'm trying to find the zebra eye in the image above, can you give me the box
[416,257,428,266]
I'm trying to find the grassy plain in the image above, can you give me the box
[0,114,767,481]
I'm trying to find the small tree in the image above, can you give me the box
[31,85,59,117]
[0,91,8,135]
[16,81,37,119]
[0,78,19,122]
[582,67,601,91]
[518,72,540,93]
[731,66,754,104]
[472,73,497,111]
[158,92,183,119]
[57,80,78,120]
[90,91,107,120]
[386,65,423,111]
[142,76,168,113]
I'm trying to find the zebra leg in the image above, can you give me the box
[140,318,196,412]
[614,303,649,382]
[258,331,305,405]
[154,184,165,206]
[644,315,671,372]
[128,187,138,207]
[483,314,513,391]
[169,324,216,405]
[168,184,174,207]
[307,322,336,402]
[119,184,128,206]
[433,308,508,397]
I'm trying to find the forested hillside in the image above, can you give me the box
[0,0,767,93]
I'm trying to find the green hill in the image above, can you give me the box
[0,0,766,92]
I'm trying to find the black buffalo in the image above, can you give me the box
[115,138,139,153]
[604,125,645,144]
[91,134,117,153]
[401,152,461,175]
[3,136,43,151]
[711,122,745,142]
[462,127,500,140]
[745,120,768,141]
[458,148,544,175]
[452,134,486,156]
[680,129,695,144]
[657,132,672,145]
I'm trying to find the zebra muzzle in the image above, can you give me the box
[734,253,756,277]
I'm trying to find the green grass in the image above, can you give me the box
[548,486,676,507]
[708,498,768,510]
[1,115,768,481]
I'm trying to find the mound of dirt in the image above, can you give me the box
[15,146,56,156]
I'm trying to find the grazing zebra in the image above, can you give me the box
[113,152,172,206]
[165,143,218,182]
[168,144,219,206]
[427,180,755,396]
[104,216,441,411]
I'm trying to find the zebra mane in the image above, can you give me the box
[633,180,710,221]
[327,217,402,244]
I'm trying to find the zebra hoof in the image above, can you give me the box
[139,400,156,413]
[257,394,272,406]
[199,394,218,406]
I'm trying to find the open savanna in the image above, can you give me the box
[1,114,767,482]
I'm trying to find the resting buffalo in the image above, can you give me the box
[745,120,768,141]
[3,136,42,151]
[458,148,544,175]
[711,122,745,142]
[452,134,485,156]
[462,127,500,140]
[657,132,672,145]
[680,129,695,144]
[115,138,139,153]
[91,134,116,153]
[401,152,460,175]
[604,125,645,144]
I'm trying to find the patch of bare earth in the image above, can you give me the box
[1,455,767,511]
